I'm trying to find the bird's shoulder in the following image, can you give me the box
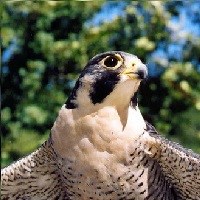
[144,121,200,160]
[142,121,200,199]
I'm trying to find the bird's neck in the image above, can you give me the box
[73,101,134,129]
[70,79,141,121]
[52,80,145,158]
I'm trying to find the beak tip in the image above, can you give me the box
[137,67,148,80]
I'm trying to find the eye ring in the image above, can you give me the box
[104,56,119,68]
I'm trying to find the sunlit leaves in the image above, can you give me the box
[163,62,200,107]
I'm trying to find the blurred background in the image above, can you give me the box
[1,1,200,168]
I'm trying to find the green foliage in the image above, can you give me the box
[2,1,200,168]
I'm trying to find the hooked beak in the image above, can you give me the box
[122,64,148,80]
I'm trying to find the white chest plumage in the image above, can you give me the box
[51,105,146,161]
[51,106,167,199]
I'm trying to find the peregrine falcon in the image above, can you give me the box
[1,51,200,200]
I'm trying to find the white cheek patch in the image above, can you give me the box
[76,86,92,107]
[80,74,95,84]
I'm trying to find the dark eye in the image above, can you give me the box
[104,56,119,68]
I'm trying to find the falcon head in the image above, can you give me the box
[65,51,147,112]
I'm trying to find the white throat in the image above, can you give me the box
[73,78,141,120]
